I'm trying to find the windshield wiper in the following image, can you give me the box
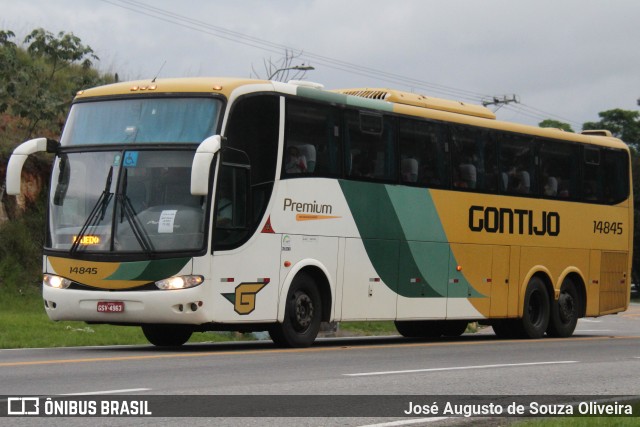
[70,166,114,253]
[117,169,154,254]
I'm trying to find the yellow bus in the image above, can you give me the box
[6,78,633,347]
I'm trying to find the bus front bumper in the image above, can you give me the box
[42,284,212,325]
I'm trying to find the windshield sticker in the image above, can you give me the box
[113,154,122,166]
[158,210,178,233]
[123,151,139,167]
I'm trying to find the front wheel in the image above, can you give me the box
[394,320,443,338]
[547,278,580,337]
[269,272,321,348]
[142,324,192,347]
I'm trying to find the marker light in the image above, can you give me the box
[43,274,72,289]
[155,275,204,290]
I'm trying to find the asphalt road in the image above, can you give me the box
[1,303,639,426]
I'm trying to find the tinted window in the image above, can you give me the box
[450,126,497,192]
[217,95,279,249]
[284,100,341,177]
[399,119,448,187]
[539,140,580,199]
[582,147,629,204]
[583,147,603,201]
[602,149,629,204]
[498,134,536,195]
[345,110,396,181]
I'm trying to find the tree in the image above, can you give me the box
[25,28,98,77]
[539,119,574,133]
[251,49,313,82]
[583,109,640,148]
[0,28,107,143]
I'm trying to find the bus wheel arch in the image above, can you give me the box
[271,263,333,348]
[298,265,332,323]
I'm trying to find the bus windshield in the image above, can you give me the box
[48,150,207,254]
[60,97,221,146]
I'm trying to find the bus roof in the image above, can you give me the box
[73,77,628,152]
[73,77,267,100]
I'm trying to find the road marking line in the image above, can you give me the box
[0,336,636,368]
[344,361,578,377]
[359,417,450,427]
[61,388,151,396]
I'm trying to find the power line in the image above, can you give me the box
[99,0,581,126]
[100,0,490,101]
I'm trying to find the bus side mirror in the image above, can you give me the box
[191,135,222,196]
[6,138,58,195]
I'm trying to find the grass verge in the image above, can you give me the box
[2,278,637,349]
[0,285,250,348]
[514,399,640,426]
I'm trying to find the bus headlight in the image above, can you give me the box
[43,274,72,289]
[155,275,204,290]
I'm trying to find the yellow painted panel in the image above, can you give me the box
[490,246,510,317]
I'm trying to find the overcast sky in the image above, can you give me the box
[2,0,639,130]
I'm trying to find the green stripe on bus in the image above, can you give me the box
[339,180,482,298]
[106,257,190,281]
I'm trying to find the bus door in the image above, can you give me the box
[211,163,281,322]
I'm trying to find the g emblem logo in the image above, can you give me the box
[222,282,267,315]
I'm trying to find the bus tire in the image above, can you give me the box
[521,277,550,339]
[441,320,468,337]
[394,320,442,338]
[142,324,192,347]
[547,277,579,338]
[269,272,321,348]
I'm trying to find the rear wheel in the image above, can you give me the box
[521,277,550,339]
[269,272,321,348]
[142,324,192,347]
[547,277,579,337]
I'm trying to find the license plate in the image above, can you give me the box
[97,301,125,313]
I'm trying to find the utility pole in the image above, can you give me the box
[482,94,520,111]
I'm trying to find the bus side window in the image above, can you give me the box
[450,126,497,192]
[284,100,341,178]
[539,140,580,199]
[602,149,630,204]
[345,110,395,182]
[398,118,448,188]
[498,133,536,195]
